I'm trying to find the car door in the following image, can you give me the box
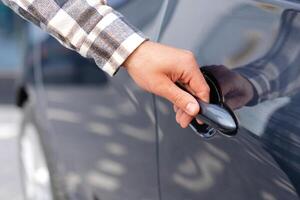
[31,0,168,199]
[156,0,300,199]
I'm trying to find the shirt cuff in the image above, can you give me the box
[234,68,270,105]
[78,10,148,77]
[103,32,147,76]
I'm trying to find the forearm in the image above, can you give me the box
[1,0,147,76]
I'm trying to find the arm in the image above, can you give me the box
[1,0,146,76]
[2,0,210,128]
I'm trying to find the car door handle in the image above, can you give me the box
[176,68,239,139]
[195,99,237,134]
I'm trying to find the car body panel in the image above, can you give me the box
[25,0,166,199]
[157,0,300,199]
[20,0,300,199]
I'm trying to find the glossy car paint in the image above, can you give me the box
[18,0,300,200]
[157,0,300,199]
[22,0,165,199]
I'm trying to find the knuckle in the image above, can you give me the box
[183,50,194,57]
[201,87,210,98]
[181,51,196,65]
[184,65,195,76]
[173,92,185,107]
[203,85,210,93]
[196,84,210,99]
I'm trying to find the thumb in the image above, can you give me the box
[156,78,200,116]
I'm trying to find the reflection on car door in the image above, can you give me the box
[157,0,300,199]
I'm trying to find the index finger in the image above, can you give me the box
[187,67,210,103]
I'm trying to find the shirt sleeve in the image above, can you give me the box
[1,0,147,76]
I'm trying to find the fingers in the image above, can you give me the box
[175,109,184,123]
[179,112,193,128]
[174,105,203,127]
[173,105,178,112]
[175,109,193,128]
[172,67,209,128]
[156,78,200,116]
[187,67,210,103]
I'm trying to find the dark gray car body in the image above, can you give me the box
[18,0,300,199]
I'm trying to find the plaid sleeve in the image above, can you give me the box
[234,66,271,105]
[1,0,147,76]
[236,60,300,106]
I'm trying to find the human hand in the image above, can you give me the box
[123,41,210,128]
[203,65,255,110]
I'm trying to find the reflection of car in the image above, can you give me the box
[16,0,300,200]
[0,3,13,34]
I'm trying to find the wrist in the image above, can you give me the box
[123,40,151,69]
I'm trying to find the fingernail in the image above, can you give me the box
[186,102,198,115]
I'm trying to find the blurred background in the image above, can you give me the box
[0,1,129,199]
[0,2,27,199]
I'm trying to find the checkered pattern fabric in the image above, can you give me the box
[2,0,146,76]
